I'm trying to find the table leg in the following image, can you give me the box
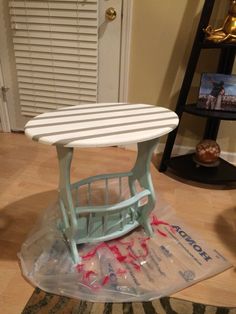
[129,138,159,236]
[56,146,80,264]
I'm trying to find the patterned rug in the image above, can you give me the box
[22,288,236,314]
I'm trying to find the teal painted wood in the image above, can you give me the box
[25,103,179,264]
[129,138,159,236]
[71,171,133,189]
[56,140,159,264]
[56,146,76,227]
[73,190,150,215]
[56,146,81,263]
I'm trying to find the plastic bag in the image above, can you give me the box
[19,180,232,302]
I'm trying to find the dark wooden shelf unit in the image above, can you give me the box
[167,154,236,184]
[184,104,236,120]
[159,0,236,185]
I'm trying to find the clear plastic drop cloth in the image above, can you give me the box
[18,179,232,302]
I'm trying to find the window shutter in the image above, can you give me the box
[9,0,98,116]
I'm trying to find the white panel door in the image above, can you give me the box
[98,0,122,102]
[0,0,124,130]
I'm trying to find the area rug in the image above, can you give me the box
[22,287,236,314]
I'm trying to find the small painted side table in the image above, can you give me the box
[25,103,178,263]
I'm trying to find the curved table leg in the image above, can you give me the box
[129,138,159,236]
[56,146,81,264]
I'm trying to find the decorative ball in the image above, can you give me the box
[195,139,220,164]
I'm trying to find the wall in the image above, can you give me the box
[128,0,236,153]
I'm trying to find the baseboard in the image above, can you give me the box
[11,129,24,134]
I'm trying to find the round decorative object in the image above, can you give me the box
[195,139,221,166]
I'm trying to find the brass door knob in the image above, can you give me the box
[105,7,117,21]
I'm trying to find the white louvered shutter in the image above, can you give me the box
[9,0,98,116]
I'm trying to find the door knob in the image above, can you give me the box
[105,7,117,21]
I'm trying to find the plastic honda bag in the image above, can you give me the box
[19,180,232,302]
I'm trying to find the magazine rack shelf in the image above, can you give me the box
[159,0,236,185]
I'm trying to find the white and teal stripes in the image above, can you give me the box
[25,103,179,147]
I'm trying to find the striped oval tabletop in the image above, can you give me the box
[24,103,179,147]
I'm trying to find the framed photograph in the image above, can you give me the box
[197,73,236,112]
